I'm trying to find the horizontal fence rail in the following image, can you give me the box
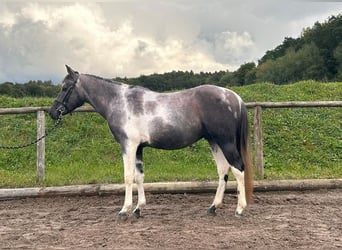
[1,101,342,115]
[245,101,342,108]
[1,101,342,181]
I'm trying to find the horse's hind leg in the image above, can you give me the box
[208,142,230,216]
[231,167,247,216]
[133,145,146,218]
[219,142,247,217]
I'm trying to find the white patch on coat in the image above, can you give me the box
[121,90,174,145]
[227,89,243,116]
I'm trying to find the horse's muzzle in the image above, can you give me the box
[49,101,65,120]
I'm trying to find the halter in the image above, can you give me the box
[54,77,78,114]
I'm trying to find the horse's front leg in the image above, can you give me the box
[133,145,146,218]
[118,142,138,220]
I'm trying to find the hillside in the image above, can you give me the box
[0,81,341,188]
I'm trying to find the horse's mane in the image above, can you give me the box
[85,74,125,86]
[85,73,151,91]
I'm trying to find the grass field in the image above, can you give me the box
[0,81,341,188]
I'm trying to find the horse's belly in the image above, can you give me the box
[148,123,203,150]
[149,134,202,150]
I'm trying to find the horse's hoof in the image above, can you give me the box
[117,212,129,222]
[133,208,142,219]
[207,206,217,216]
[235,211,243,217]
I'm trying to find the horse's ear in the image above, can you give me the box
[65,65,78,81]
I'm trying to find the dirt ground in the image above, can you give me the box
[0,188,341,249]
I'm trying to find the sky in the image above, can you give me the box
[0,0,341,84]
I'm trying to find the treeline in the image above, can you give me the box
[254,14,342,84]
[0,80,59,98]
[115,70,227,92]
[0,15,341,96]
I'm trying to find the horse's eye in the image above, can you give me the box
[62,86,68,91]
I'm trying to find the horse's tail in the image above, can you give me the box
[238,104,253,204]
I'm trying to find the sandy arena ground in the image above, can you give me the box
[0,188,341,249]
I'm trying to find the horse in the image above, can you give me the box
[49,65,253,220]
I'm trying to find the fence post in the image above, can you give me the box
[254,106,264,178]
[36,110,45,183]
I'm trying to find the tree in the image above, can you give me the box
[257,14,342,82]
[333,42,342,80]
[298,15,342,79]
[0,82,14,96]
[232,62,256,85]
[259,37,301,65]
[256,43,326,84]
[218,71,233,86]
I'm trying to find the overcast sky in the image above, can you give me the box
[0,0,341,83]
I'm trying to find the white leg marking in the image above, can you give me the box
[210,144,230,208]
[134,160,146,212]
[231,167,247,215]
[120,144,137,214]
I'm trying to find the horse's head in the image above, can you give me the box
[49,65,85,120]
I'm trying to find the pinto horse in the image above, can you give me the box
[50,65,253,219]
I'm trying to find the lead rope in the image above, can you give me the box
[0,111,63,150]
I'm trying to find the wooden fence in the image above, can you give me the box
[1,101,341,182]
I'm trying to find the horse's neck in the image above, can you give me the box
[81,76,126,119]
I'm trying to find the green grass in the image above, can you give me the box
[0,81,341,188]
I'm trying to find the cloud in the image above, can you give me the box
[0,1,341,83]
[213,31,255,64]
[0,2,232,83]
